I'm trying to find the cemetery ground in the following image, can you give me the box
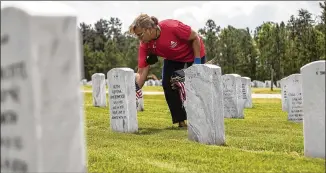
[82,85,281,94]
[84,93,324,173]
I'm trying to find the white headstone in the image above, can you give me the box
[280,77,289,112]
[264,80,276,88]
[264,80,270,88]
[107,68,138,133]
[184,64,225,145]
[276,80,281,88]
[1,2,87,172]
[91,73,106,107]
[286,74,303,122]
[242,77,252,108]
[222,74,243,118]
[148,79,154,86]
[258,81,265,88]
[253,80,264,88]
[301,60,325,159]
[81,79,87,85]
[154,80,160,86]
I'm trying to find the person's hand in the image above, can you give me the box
[194,57,201,64]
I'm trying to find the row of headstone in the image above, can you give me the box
[280,60,325,159]
[105,63,324,160]
[87,78,163,87]
[252,80,265,88]
[264,80,277,88]
[183,67,254,145]
[144,79,162,86]
[222,74,252,119]
[184,61,325,160]
[1,3,87,172]
[90,73,144,112]
[105,66,254,145]
[280,74,303,122]
[252,80,279,88]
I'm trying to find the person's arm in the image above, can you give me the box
[189,31,201,64]
[136,66,150,88]
[173,21,201,64]
[135,43,150,88]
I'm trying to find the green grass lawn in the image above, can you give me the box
[82,86,279,94]
[84,93,324,173]
[252,88,281,94]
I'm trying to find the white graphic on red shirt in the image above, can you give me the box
[170,41,177,48]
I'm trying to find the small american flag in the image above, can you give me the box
[175,81,186,103]
[136,89,143,99]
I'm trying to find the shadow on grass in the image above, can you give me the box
[135,126,188,135]
[135,128,164,135]
[164,126,187,131]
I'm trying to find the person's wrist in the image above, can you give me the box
[194,57,201,64]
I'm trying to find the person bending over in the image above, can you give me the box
[129,14,206,128]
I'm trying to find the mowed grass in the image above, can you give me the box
[84,93,325,173]
[252,88,281,94]
[82,86,279,94]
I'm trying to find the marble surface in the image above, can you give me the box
[264,80,276,88]
[107,68,138,133]
[286,74,303,122]
[222,74,237,118]
[222,74,243,118]
[280,77,289,112]
[242,77,252,108]
[184,64,225,145]
[81,79,87,85]
[91,73,106,107]
[276,80,281,88]
[301,60,325,159]
[252,80,265,88]
[1,5,87,173]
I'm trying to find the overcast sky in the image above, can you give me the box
[2,1,323,32]
[61,1,323,32]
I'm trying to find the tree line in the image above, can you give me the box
[80,2,325,84]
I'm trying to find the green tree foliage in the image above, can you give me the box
[80,5,325,85]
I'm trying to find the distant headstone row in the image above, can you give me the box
[82,79,163,87]
[143,79,162,86]
[280,60,325,159]
[252,80,279,88]
[81,72,145,112]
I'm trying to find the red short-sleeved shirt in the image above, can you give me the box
[138,19,206,68]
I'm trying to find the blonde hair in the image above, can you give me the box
[129,14,159,34]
